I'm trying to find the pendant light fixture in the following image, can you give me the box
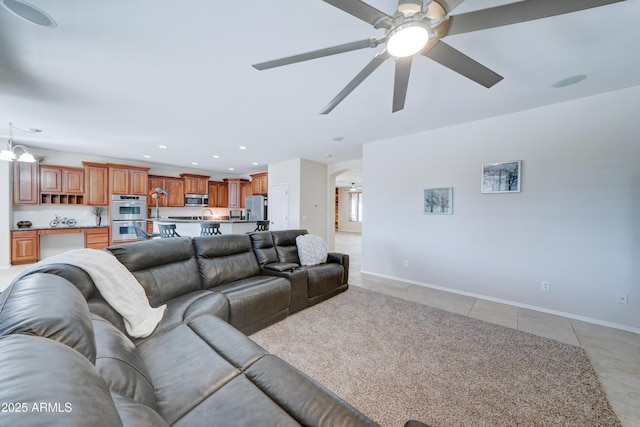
[0,122,37,163]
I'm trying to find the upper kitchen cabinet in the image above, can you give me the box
[240,180,252,208]
[149,175,184,207]
[39,165,85,205]
[181,173,209,195]
[224,178,249,208]
[12,161,39,205]
[83,162,108,206]
[108,164,150,196]
[250,172,268,195]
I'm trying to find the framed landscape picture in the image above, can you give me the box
[481,161,521,193]
[424,187,453,215]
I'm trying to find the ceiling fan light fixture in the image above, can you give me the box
[398,0,422,17]
[386,21,430,58]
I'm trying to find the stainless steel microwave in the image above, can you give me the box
[184,194,208,207]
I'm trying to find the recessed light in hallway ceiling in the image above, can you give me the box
[2,0,56,27]
[552,74,588,88]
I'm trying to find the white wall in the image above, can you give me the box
[299,159,327,237]
[363,86,640,332]
[269,158,328,238]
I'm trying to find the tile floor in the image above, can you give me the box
[1,234,637,425]
[334,231,640,427]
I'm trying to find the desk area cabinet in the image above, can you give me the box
[10,227,110,265]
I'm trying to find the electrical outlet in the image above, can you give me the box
[403,259,409,267]
[617,293,628,305]
[541,281,550,291]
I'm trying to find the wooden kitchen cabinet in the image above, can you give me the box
[40,165,85,205]
[218,182,228,208]
[240,180,252,208]
[83,162,108,206]
[40,166,62,193]
[11,230,39,264]
[109,164,149,196]
[181,173,209,195]
[250,172,268,195]
[12,161,39,205]
[166,178,184,207]
[148,175,184,207]
[225,179,242,208]
[208,182,219,207]
[85,228,109,250]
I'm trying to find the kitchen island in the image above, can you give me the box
[150,218,258,237]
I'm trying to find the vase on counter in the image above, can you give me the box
[155,199,160,219]
[95,216,102,226]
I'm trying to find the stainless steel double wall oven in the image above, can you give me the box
[111,195,147,242]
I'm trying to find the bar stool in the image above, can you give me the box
[133,221,160,240]
[200,222,222,236]
[253,220,269,232]
[158,223,181,238]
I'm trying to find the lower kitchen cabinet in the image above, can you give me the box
[85,228,109,250]
[11,230,39,264]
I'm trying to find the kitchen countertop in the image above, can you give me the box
[148,218,255,223]
[11,225,109,232]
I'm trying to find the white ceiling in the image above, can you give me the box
[1,0,639,179]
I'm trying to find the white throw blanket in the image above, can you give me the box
[35,248,166,338]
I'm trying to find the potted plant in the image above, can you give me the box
[91,206,106,226]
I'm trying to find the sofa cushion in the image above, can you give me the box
[92,315,156,409]
[214,276,290,333]
[0,273,96,363]
[271,229,308,264]
[0,334,123,427]
[134,290,229,343]
[111,393,169,427]
[107,237,201,306]
[296,234,328,266]
[136,315,267,425]
[248,231,279,266]
[193,234,262,288]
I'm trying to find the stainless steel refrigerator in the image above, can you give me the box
[245,195,267,221]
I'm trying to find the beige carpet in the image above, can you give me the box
[250,287,621,427]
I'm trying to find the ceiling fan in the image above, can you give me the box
[253,0,623,114]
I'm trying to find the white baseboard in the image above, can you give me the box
[360,270,640,335]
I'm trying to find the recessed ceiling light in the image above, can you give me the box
[228,167,235,171]
[552,74,587,88]
[332,136,345,142]
[325,154,334,157]
[212,155,220,158]
[2,0,57,28]
[143,155,151,159]
[251,162,259,166]
[158,145,167,149]
[191,162,198,165]
[239,146,247,150]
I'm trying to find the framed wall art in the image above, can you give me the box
[424,187,453,215]
[481,161,521,193]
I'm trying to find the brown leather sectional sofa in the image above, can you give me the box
[0,230,380,426]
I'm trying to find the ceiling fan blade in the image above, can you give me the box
[447,0,624,36]
[253,38,379,70]
[322,0,393,29]
[320,51,391,115]
[393,57,413,113]
[423,39,503,88]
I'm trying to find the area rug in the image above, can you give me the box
[250,286,620,427]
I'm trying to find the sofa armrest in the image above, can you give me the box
[327,252,349,284]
